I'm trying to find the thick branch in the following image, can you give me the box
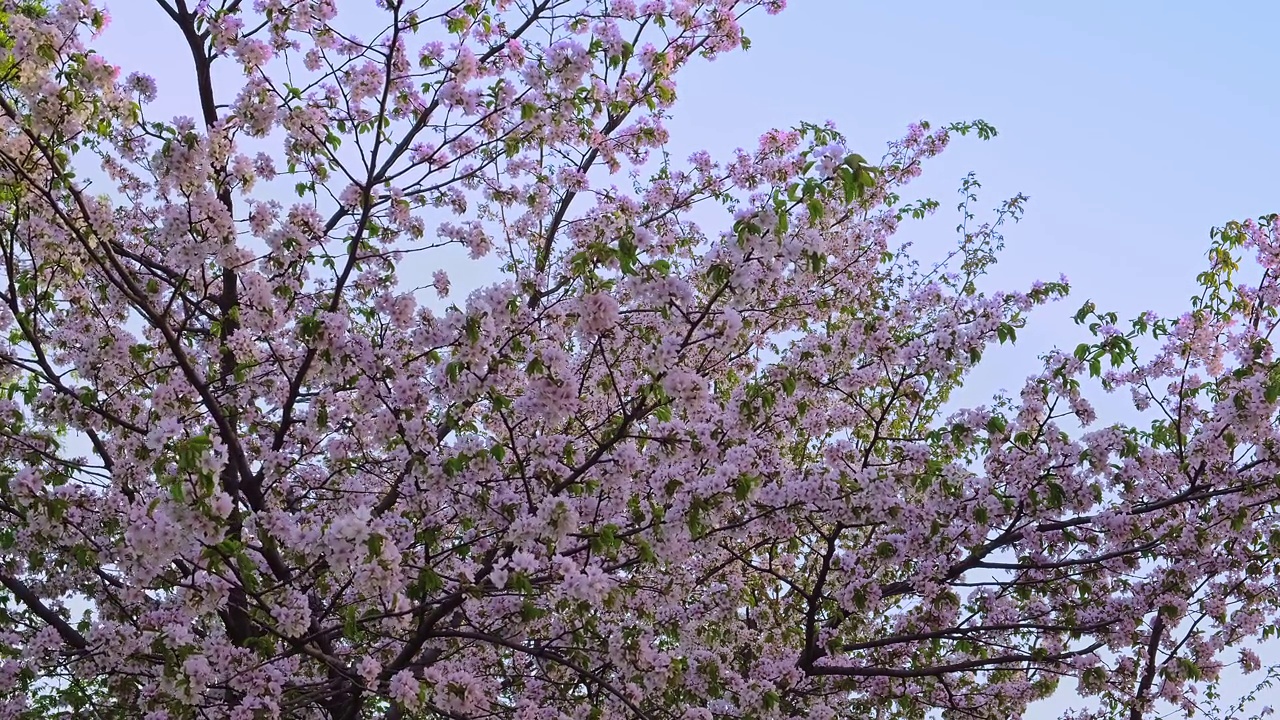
[0,572,88,651]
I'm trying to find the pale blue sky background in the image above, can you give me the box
[92,1,1280,715]
[663,1,1280,412]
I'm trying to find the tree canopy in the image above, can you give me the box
[1,1,1280,719]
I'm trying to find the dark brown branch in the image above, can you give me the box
[0,572,88,651]
[803,641,1106,679]
[1130,616,1166,720]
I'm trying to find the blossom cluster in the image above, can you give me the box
[1,1,1279,720]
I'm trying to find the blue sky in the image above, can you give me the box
[92,1,1280,715]
[671,1,1280,305]
[656,1,1280,441]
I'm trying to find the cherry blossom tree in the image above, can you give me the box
[3,1,1280,719]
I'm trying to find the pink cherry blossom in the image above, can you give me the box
[2,1,1280,719]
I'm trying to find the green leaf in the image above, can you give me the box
[618,233,639,275]
[781,374,797,396]
[807,198,824,222]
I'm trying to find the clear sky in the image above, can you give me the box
[90,1,1280,716]
[660,1,1280,406]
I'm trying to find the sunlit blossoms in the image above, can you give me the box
[2,1,1280,719]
